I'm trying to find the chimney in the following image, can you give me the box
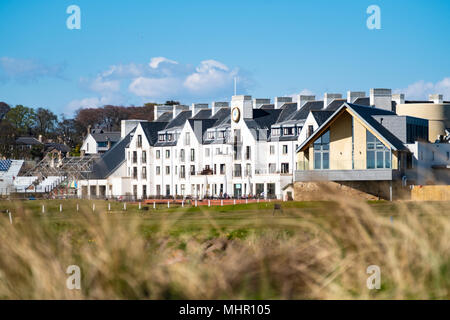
[274,96,292,109]
[253,98,271,109]
[154,105,173,120]
[211,101,229,115]
[347,91,366,103]
[297,95,315,110]
[87,125,92,136]
[370,88,392,111]
[429,94,443,104]
[324,93,342,108]
[121,120,146,138]
[190,103,209,117]
[232,95,253,119]
[172,104,189,118]
[38,134,43,143]
[392,93,405,105]
[107,138,111,150]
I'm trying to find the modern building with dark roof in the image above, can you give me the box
[76,89,450,201]
[81,129,121,155]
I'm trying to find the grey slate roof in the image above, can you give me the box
[89,129,135,179]
[45,143,70,153]
[311,111,335,126]
[90,131,121,143]
[297,103,406,152]
[188,119,218,143]
[353,97,370,106]
[156,112,173,122]
[192,109,212,119]
[141,121,170,146]
[275,103,298,124]
[16,137,42,145]
[164,110,192,130]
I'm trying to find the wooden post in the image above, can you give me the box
[92,203,95,212]
[76,203,79,212]
[8,210,12,225]
[208,200,211,207]
[108,203,111,211]
[233,199,236,205]
[139,202,142,210]
[221,199,223,206]
[153,202,156,209]
[182,200,184,207]
[167,201,170,208]
[60,204,62,212]
[124,202,127,210]
[42,205,45,214]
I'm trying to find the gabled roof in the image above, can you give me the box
[90,132,121,143]
[297,103,407,153]
[156,112,173,122]
[192,109,212,119]
[275,103,298,124]
[45,143,70,153]
[289,101,324,121]
[89,128,135,179]
[165,110,192,130]
[310,110,334,126]
[16,137,42,145]
[141,121,170,146]
[188,119,218,143]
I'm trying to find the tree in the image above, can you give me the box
[35,108,57,137]
[0,102,10,120]
[4,105,36,135]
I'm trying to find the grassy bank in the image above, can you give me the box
[0,198,449,299]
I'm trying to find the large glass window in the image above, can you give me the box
[366,130,391,169]
[313,130,330,169]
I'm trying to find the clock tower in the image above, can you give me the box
[231,95,253,123]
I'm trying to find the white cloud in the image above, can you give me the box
[129,76,182,99]
[395,77,450,100]
[183,60,237,94]
[88,76,121,93]
[149,57,178,69]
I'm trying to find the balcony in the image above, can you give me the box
[295,160,402,182]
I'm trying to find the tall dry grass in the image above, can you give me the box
[0,195,448,299]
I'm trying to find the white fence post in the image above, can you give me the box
[60,204,62,212]
[139,202,142,210]
[92,203,95,212]
[208,200,211,207]
[108,203,111,211]
[8,210,12,225]
[76,203,79,212]
[42,205,45,214]
[167,201,170,208]
[221,199,223,206]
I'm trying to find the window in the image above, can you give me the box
[269,163,276,173]
[190,165,195,175]
[207,131,215,140]
[245,146,251,160]
[234,146,241,160]
[142,185,147,198]
[366,130,391,169]
[166,185,170,196]
[142,151,147,164]
[216,147,221,155]
[205,148,210,157]
[181,184,185,195]
[165,150,170,159]
[308,125,314,137]
[220,164,225,175]
[234,129,241,143]
[272,128,281,136]
[167,133,173,141]
[156,166,161,175]
[270,145,275,155]
[282,145,288,154]
[132,151,137,163]
[234,164,242,177]
[137,134,142,147]
[156,150,161,159]
[133,167,138,179]
[190,148,195,161]
[297,127,302,135]
[180,165,186,178]
[165,166,170,174]
[447,152,450,161]
[281,163,289,173]
[283,127,293,135]
[158,134,166,142]
[245,163,251,176]
[180,149,185,162]
[185,132,190,145]
[314,130,330,170]
[142,166,147,179]
[156,185,161,196]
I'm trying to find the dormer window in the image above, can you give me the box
[272,128,281,136]
[207,131,215,140]
[283,127,293,136]
[158,134,166,142]
[167,133,173,141]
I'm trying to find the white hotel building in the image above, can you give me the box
[79,92,344,199]
[78,89,450,200]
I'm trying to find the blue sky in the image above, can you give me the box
[1,0,450,116]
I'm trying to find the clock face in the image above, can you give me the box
[232,107,240,123]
